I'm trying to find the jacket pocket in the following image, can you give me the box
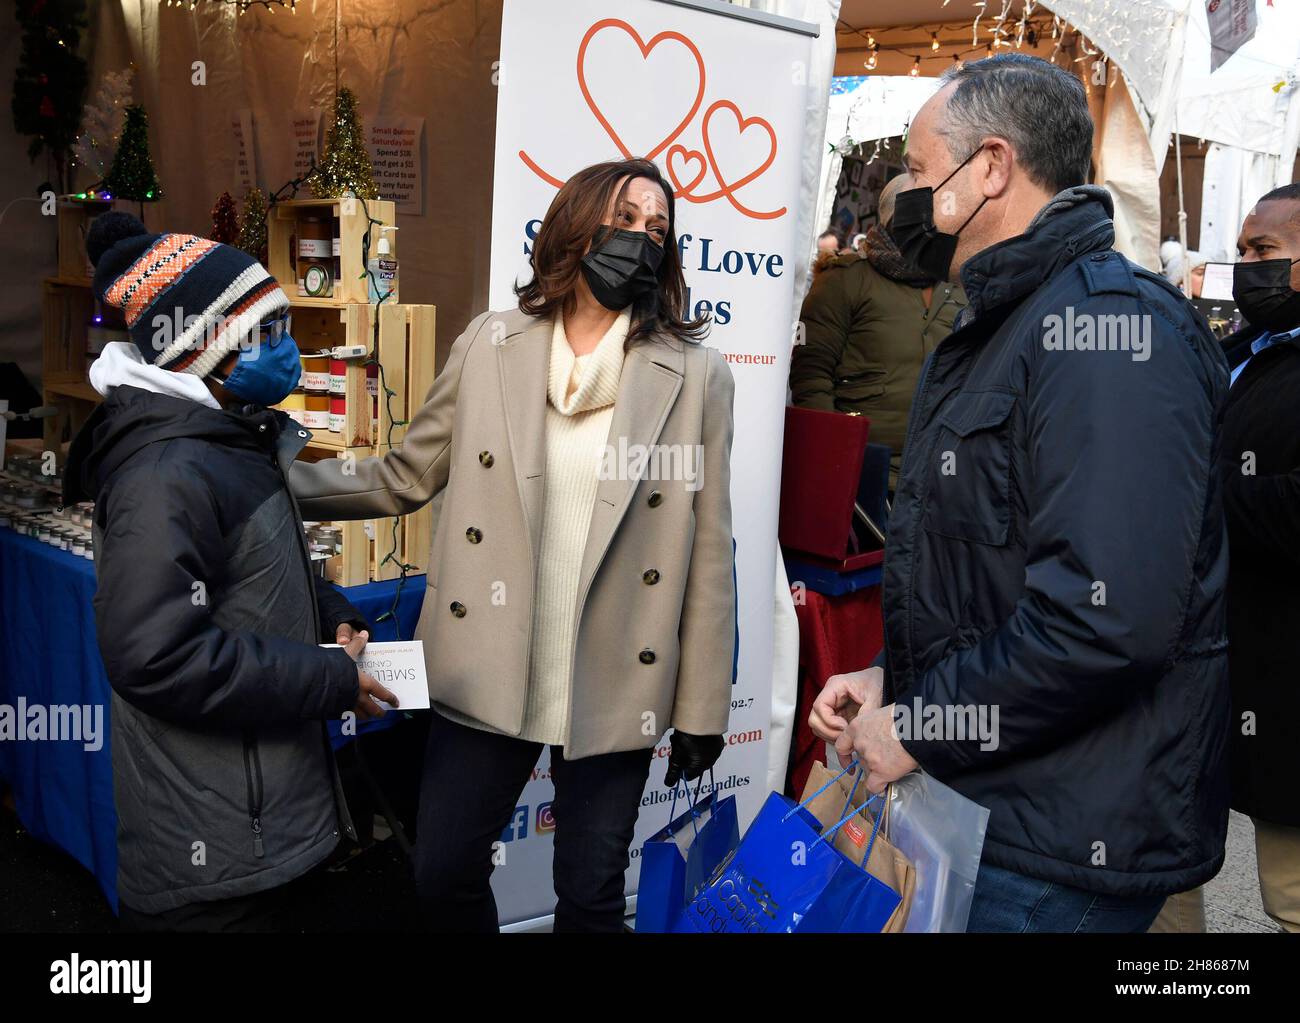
[833,381,887,412]
[242,731,265,859]
[922,391,1016,546]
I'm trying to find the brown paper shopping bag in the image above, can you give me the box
[800,760,917,932]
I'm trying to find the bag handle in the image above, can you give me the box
[792,758,888,863]
[813,786,887,860]
[666,768,715,839]
[783,758,859,821]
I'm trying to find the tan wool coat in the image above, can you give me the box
[290,306,737,759]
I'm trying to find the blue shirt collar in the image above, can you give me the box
[1252,324,1300,354]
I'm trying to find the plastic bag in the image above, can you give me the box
[881,770,989,932]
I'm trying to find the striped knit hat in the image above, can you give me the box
[87,211,290,378]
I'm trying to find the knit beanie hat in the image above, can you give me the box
[86,211,290,378]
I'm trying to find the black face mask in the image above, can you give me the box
[580,226,664,311]
[888,146,989,283]
[1233,257,1300,333]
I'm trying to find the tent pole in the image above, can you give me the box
[1174,116,1190,299]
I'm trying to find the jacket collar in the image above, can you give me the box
[494,309,686,588]
[958,185,1116,322]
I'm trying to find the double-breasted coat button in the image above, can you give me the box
[642,569,660,585]
[466,527,482,544]
[449,601,467,618]
[478,451,494,467]
[647,490,663,507]
[639,649,656,665]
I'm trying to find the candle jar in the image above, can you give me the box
[298,215,334,298]
[328,396,346,434]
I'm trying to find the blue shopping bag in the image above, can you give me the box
[675,763,901,933]
[636,774,740,933]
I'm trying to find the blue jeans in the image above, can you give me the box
[967,862,1165,933]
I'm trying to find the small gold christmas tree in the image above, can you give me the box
[309,87,378,199]
[237,187,268,265]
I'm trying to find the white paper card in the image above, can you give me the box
[322,639,429,711]
[1200,262,1236,302]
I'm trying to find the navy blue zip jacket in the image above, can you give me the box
[881,186,1231,897]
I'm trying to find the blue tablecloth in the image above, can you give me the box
[0,524,426,911]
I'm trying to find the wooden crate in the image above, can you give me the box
[41,279,98,449]
[290,300,435,587]
[56,197,113,284]
[267,197,399,306]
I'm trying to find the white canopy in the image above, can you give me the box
[1176,0,1300,158]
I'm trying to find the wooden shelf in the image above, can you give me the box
[287,295,359,310]
[268,197,398,306]
[45,381,101,403]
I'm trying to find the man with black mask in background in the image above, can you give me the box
[1216,183,1300,932]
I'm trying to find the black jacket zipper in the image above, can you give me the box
[242,732,265,858]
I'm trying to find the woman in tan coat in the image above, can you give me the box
[290,158,736,932]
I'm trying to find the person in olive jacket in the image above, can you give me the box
[1216,184,1300,932]
[792,173,966,488]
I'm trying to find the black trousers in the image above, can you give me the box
[415,710,652,933]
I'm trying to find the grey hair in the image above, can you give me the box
[936,53,1092,195]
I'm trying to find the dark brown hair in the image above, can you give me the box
[515,157,708,343]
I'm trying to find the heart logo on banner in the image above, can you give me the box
[666,144,708,196]
[578,18,706,161]
[518,16,786,220]
[689,100,785,219]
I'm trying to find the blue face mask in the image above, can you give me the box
[216,314,301,407]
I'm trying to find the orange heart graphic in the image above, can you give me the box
[698,99,785,219]
[577,18,706,161]
[666,144,707,197]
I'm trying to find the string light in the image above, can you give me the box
[166,0,299,11]
[931,32,941,52]
[910,55,921,76]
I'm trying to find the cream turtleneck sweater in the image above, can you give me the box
[439,307,629,748]
[519,308,629,746]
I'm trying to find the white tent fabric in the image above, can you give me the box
[1092,74,1164,269]
[813,76,939,264]
[1177,1,1300,270]
[1049,0,1191,175]
[733,0,843,797]
[1176,0,1300,159]
[1198,143,1289,264]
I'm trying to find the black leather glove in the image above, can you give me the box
[664,730,725,787]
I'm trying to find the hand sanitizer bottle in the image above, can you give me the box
[368,226,399,303]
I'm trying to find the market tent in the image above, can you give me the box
[70,0,505,365]
[1174,0,1300,261]
[813,75,939,250]
[822,0,1191,267]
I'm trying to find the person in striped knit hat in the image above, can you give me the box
[87,211,296,399]
[64,212,395,931]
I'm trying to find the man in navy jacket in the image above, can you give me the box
[811,54,1230,932]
